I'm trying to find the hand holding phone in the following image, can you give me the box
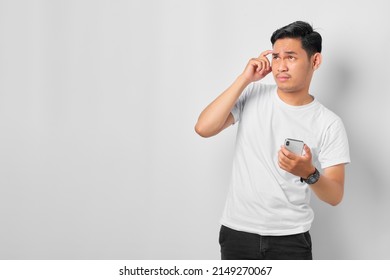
[284,138,304,155]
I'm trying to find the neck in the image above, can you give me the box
[277,89,314,106]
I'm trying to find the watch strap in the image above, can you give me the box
[300,168,320,184]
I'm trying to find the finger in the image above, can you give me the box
[257,51,272,70]
[258,60,266,72]
[258,50,273,58]
[265,58,271,71]
[249,59,261,72]
[277,152,285,168]
[256,61,264,72]
[278,155,288,171]
[253,59,267,73]
[278,160,286,170]
[278,149,291,166]
[303,144,312,159]
[281,145,296,160]
[260,58,272,73]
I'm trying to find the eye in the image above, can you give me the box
[288,56,295,60]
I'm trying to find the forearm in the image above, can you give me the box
[195,75,250,137]
[310,177,343,206]
[309,167,345,206]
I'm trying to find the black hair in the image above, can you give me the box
[270,21,322,57]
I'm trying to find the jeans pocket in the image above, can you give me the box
[299,231,312,249]
[219,225,227,245]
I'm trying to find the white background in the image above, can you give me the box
[0,0,389,259]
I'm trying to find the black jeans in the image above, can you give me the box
[219,225,312,260]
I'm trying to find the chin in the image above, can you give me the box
[276,84,295,93]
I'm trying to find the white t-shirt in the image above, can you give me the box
[220,83,350,236]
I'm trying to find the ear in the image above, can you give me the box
[312,53,322,70]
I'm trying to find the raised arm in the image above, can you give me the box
[195,50,273,138]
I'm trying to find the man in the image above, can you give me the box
[195,21,350,260]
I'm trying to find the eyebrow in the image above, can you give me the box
[272,51,298,56]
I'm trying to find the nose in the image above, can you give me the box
[277,59,288,72]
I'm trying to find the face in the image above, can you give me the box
[271,38,318,95]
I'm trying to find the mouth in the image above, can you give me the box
[276,75,291,82]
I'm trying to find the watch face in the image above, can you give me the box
[307,176,317,184]
[306,169,320,184]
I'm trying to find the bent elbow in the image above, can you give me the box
[194,123,213,138]
[328,193,344,206]
[329,199,342,207]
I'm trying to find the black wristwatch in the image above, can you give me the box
[300,168,320,184]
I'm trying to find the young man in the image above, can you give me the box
[195,21,350,260]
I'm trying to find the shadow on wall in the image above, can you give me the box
[312,54,389,259]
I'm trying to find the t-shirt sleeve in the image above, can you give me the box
[231,83,254,124]
[319,118,351,169]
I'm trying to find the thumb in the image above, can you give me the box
[303,144,312,159]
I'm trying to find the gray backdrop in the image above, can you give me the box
[0,0,389,259]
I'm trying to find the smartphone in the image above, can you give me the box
[284,138,304,155]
